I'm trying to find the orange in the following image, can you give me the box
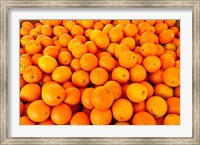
[156,44,165,56]
[146,96,168,118]
[114,44,130,59]
[166,97,180,115]
[134,34,141,46]
[42,83,65,106]
[117,20,130,26]
[49,20,62,26]
[154,83,174,99]
[148,69,163,85]
[155,20,164,24]
[90,108,112,125]
[123,24,138,37]
[90,67,109,85]
[20,53,31,60]
[70,112,90,125]
[103,24,114,34]
[119,51,137,68]
[58,34,72,47]
[155,23,168,35]
[159,29,174,44]
[52,66,72,83]
[165,50,177,61]
[138,22,151,34]
[107,43,118,55]
[22,21,34,29]
[51,103,72,125]
[160,53,175,70]
[91,86,114,110]
[39,73,52,86]
[62,81,74,90]
[20,116,36,125]
[40,36,54,48]
[20,83,41,102]
[20,35,35,46]
[53,25,68,37]
[58,51,73,66]
[64,87,81,105]
[96,51,112,59]
[136,54,143,65]
[38,118,55,125]
[72,70,90,87]
[129,64,147,83]
[38,55,58,73]
[175,86,180,97]
[93,21,104,30]
[112,98,133,121]
[20,57,32,74]
[100,20,111,25]
[109,27,124,43]
[68,39,82,52]
[63,20,76,31]
[43,46,59,58]
[85,41,98,54]
[71,25,84,36]
[140,81,154,98]
[162,67,180,87]
[20,100,25,116]
[132,111,156,125]
[120,37,135,50]
[81,88,94,109]
[145,20,155,26]
[175,60,180,69]
[22,66,43,83]
[111,67,130,84]
[164,42,177,52]
[140,42,157,57]
[131,20,144,26]
[25,40,42,55]
[104,80,122,100]
[126,83,148,103]
[115,122,130,125]
[70,58,81,72]
[80,53,98,71]
[41,25,53,36]
[164,20,176,27]
[94,31,110,50]
[20,74,26,89]
[31,53,43,66]
[71,43,88,58]
[27,100,50,122]
[132,101,146,113]
[20,26,32,36]
[89,29,101,41]
[74,35,87,43]
[99,56,117,72]
[85,28,93,38]
[81,20,94,29]
[164,114,180,125]
[140,31,157,45]
[143,55,161,73]
[29,28,41,37]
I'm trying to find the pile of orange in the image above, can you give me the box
[20,20,180,125]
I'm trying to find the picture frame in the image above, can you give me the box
[0,0,199,144]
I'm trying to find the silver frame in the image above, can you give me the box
[0,0,199,144]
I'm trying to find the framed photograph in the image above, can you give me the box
[1,0,199,144]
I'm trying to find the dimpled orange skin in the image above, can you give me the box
[126,83,148,103]
[91,86,114,110]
